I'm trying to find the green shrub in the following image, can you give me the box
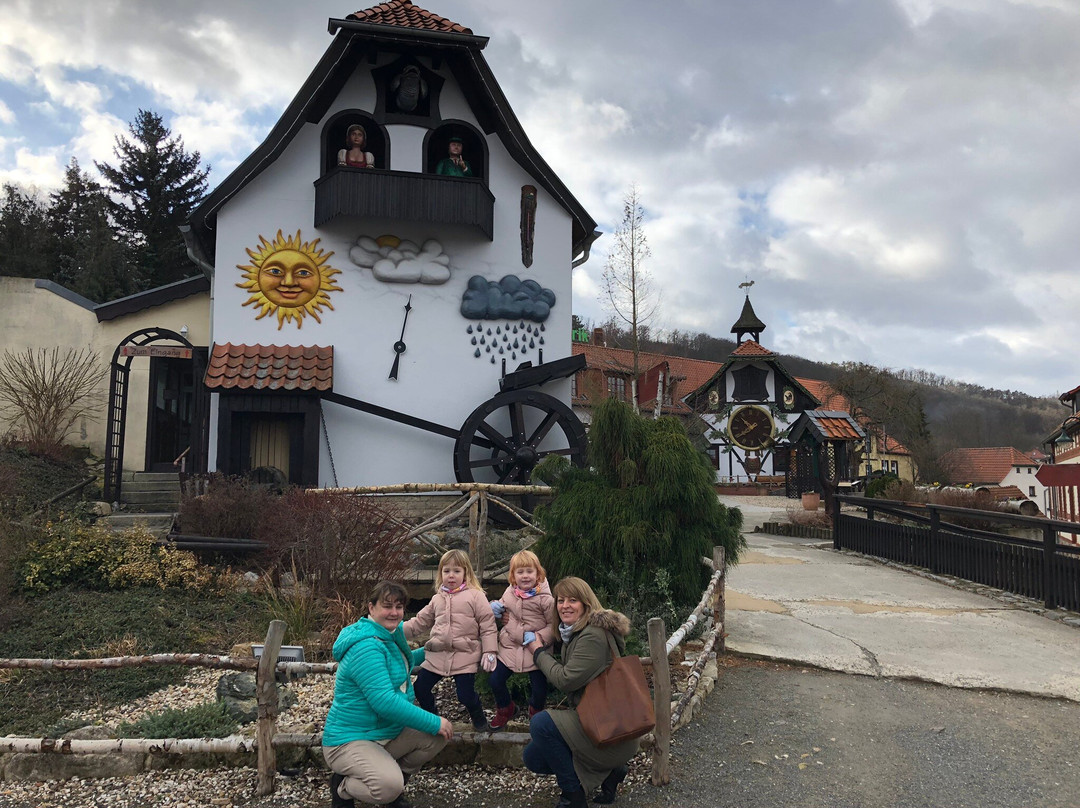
[865,473,899,499]
[117,702,237,739]
[16,520,213,594]
[533,399,744,626]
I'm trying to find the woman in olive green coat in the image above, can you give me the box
[524,577,638,808]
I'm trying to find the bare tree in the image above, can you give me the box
[0,347,105,457]
[600,184,661,411]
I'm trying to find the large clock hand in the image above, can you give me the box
[389,295,413,381]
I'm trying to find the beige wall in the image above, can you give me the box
[0,278,210,469]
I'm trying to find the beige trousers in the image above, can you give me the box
[323,727,447,804]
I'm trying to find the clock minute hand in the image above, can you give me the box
[389,295,413,380]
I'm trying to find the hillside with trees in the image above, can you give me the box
[581,317,1064,468]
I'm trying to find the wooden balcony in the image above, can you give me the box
[314,167,494,239]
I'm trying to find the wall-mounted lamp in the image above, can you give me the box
[180,324,189,336]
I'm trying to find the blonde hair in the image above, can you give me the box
[434,549,482,592]
[550,576,603,634]
[509,550,546,587]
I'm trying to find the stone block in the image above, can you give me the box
[4,752,144,781]
[431,740,478,766]
[62,725,117,741]
[474,738,526,768]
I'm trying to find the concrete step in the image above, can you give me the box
[120,490,181,506]
[101,512,176,537]
[121,482,182,495]
[122,472,181,483]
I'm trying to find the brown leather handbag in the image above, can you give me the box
[577,633,656,747]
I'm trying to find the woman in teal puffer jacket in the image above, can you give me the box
[323,581,453,808]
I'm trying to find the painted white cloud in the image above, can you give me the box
[349,236,452,284]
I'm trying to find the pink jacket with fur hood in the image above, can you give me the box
[494,579,554,673]
[402,587,498,676]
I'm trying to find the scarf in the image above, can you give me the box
[440,581,468,594]
[558,622,575,643]
[513,586,537,599]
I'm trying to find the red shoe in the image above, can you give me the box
[490,701,518,731]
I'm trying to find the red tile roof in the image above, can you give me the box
[806,410,865,440]
[205,343,333,392]
[571,343,721,415]
[731,340,774,357]
[1060,383,1080,405]
[348,0,472,34]
[940,447,1036,485]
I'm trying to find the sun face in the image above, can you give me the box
[236,230,342,329]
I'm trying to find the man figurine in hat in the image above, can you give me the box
[435,137,473,177]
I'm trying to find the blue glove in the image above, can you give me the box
[523,631,536,645]
[490,601,505,618]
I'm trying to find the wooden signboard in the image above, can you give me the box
[119,346,192,359]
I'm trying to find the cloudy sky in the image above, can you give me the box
[1,0,1077,396]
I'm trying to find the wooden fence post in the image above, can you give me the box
[477,492,489,580]
[468,494,480,575]
[648,617,671,786]
[256,620,286,797]
[712,546,726,653]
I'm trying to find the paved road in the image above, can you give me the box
[722,507,1080,702]
[616,658,1080,808]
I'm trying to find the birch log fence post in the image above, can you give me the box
[256,620,286,797]
[713,546,726,652]
[648,617,671,785]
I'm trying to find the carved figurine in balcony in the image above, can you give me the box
[337,124,375,169]
[435,137,473,177]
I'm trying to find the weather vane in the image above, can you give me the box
[739,279,755,290]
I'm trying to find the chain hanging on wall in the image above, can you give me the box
[320,408,339,488]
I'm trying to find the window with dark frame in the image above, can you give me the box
[607,375,626,400]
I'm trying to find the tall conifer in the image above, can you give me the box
[96,109,209,290]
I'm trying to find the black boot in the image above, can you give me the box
[467,703,491,732]
[329,772,355,808]
[554,788,588,808]
[592,765,628,804]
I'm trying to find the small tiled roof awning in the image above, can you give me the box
[205,343,333,392]
[790,410,867,444]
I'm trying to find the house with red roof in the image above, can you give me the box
[939,447,1045,507]
[570,330,722,424]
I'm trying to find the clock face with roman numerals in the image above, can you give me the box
[727,406,774,450]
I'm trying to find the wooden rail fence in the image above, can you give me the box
[833,495,1080,612]
[0,547,728,795]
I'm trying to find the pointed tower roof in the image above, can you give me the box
[347,0,472,34]
[731,295,766,344]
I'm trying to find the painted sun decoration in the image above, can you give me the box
[236,229,343,329]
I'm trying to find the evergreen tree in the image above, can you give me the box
[47,159,134,303]
[0,183,51,279]
[96,109,209,290]
[533,398,744,630]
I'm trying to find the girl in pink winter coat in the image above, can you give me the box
[403,549,498,731]
[488,550,554,730]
